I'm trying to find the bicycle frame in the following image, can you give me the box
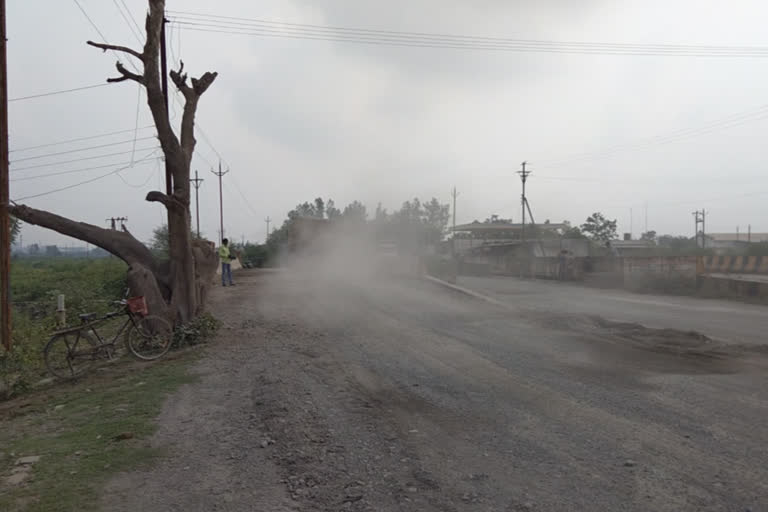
[88,311,140,349]
[51,307,142,359]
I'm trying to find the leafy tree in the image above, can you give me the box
[342,200,367,222]
[581,212,618,243]
[314,197,325,219]
[640,230,657,242]
[28,243,40,255]
[45,245,61,257]
[150,224,205,259]
[326,199,341,220]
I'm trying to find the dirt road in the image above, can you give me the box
[102,270,768,511]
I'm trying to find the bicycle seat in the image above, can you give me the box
[79,313,97,322]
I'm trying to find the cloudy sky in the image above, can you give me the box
[7,0,768,247]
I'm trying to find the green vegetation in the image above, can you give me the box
[2,259,129,398]
[0,354,198,512]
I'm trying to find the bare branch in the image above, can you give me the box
[170,62,192,98]
[9,204,157,271]
[105,61,145,85]
[146,190,184,211]
[192,72,218,96]
[87,40,144,61]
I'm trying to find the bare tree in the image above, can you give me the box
[9,0,218,323]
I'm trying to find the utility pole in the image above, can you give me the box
[0,0,11,351]
[211,161,229,244]
[264,216,271,243]
[644,202,648,235]
[630,208,633,239]
[190,170,203,238]
[159,12,171,197]
[748,224,752,243]
[451,187,458,257]
[692,209,706,248]
[517,162,531,242]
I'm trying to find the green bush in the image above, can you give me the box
[173,313,221,348]
[0,314,50,398]
[2,258,129,399]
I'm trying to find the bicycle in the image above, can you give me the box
[43,293,173,379]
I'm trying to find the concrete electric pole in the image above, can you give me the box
[451,187,458,257]
[1,0,11,351]
[265,216,271,243]
[517,162,531,242]
[211,162,229,245]
[692,209,707,248]
[190,170,204,238]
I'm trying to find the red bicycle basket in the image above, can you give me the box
[126,296,148,316]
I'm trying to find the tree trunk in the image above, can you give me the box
[9,1,220,325]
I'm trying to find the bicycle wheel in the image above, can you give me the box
[44,331,98,379]
[125,315,173,361]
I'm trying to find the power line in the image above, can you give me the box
[534,104,768,171]
[10,125,154,153]
[72,0,141,72]
[168,15,768,57]
[11,145,160,172]
[12,150,161,201]
[119,0,144,38]
[10,136,155,163]
[225,175,258,217]
[169,11,768,54]
[9,83,111,102]
[112,0,143,44]
[10,156,161,182]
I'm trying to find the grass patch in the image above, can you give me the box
[0,353,198,512]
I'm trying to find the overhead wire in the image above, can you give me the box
[72,0,141,72]
[11,145,160,172]
[112,0,143,44]
[9,83,111,102]
[10,136,156,163]
[119,0,145,38]
[12,149,162,201]
[167,13,768,57]
[11,153,163,183]
[534,104,768,170]
[10,125,154,153]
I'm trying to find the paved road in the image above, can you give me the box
[458,275,768,346]
[104,270,768,511]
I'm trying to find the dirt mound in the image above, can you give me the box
[542,312,728,360]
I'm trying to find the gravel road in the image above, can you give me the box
[102,269,768,511]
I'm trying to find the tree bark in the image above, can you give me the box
[10,0,220,325]
[88,0,217,323]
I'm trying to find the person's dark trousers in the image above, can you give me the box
[222,262,233,286]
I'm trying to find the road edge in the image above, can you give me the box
[422,274,512,309]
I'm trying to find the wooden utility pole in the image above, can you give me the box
[190,170,203,238]
[0,0,11,351]
[211,162,228,244]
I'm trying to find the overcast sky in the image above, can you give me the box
[7,0,768,247]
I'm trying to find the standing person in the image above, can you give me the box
[219,238,235,287]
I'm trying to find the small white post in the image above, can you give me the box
[56,294,66,327]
